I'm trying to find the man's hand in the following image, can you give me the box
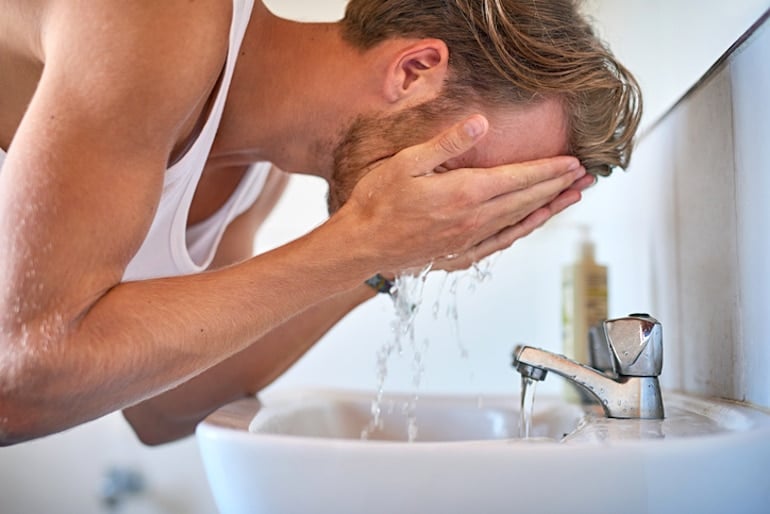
[338,115,588,274]
[434,161,595,273]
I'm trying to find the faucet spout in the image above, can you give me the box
[513,345,664,419]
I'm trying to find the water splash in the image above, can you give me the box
[361,264,432,440]
[361,253,501,442]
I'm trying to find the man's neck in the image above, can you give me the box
[210,2,368,180]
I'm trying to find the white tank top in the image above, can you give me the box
[0,0,267,282]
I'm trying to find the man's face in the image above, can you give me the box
[328,96,569,214]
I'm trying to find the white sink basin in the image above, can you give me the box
[197,389,770,514]
[245,389,582,442]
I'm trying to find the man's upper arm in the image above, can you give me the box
[0,0,230,322]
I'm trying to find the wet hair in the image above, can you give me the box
[341,0,642,177]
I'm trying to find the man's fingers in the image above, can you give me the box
[438,156,583,204]
[569,173,597,192]
[469,192,582,263]
[548,189,583,215]
[472,164,583,231]
[434,185,583,272]
[498,156,582,193]
[400,115,489,175]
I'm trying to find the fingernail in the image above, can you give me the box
[463,117,485,138]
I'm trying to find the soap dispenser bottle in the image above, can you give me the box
[561,227,608,386]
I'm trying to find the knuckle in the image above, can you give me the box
[514,170,535,190]
[459,218,477,236]
[447,229,472,253]
[465,247,481,266]
[496,228,519,251]
[560,172,576,188]
[461,208,484,234]
[435,133,466,157]
[451,187,474,205]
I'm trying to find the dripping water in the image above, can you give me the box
[361,253,501,442]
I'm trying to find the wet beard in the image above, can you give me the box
[327,112,386,215]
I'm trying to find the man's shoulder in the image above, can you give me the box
[36,0,234,135]
[21,0,238,163]
[41,0,233,80]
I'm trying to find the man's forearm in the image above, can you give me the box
[123,282,377,445]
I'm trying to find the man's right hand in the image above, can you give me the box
[334,114,588,274]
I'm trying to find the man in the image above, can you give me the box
[0,0,640,445]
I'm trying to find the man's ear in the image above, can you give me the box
[383,39,449,105]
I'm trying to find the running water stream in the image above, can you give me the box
[519,375,538,439]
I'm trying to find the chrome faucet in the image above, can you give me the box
[512,314,665,419]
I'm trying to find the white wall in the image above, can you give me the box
[262,0,345,20]
[584,0,770,131]
[732,24,770,406]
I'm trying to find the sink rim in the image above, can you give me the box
[198,388,770,449]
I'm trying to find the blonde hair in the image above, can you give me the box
[342,0,642,177]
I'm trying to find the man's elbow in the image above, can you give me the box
[0,421,25,447]
[0,370,68,445]
[0,341,73,445]
[0,400,51,447]
[122,404,196,446]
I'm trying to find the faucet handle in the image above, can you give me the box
[603,314,663,377]
[588,324,617,375]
